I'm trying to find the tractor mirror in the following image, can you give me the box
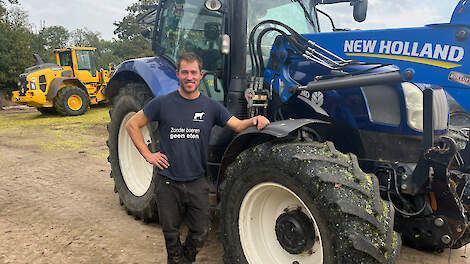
[205,0,222,11]
[352,0,367,22]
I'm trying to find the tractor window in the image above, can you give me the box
[76,50,97,76]
[59,51,72,67]
[158,0,223,71]
[199,73,224,102]
[247,0,317,73]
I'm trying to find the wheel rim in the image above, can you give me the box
[239,182,324,263]
[118,112,153,196]
[67,95,83,111]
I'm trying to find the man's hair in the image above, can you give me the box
[176,53,203,71]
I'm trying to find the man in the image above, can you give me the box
[125,53,270,263]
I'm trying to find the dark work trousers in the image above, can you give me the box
[156,174,210,263]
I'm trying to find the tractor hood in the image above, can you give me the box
[301,21,470,113]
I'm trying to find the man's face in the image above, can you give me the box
[176,60,203,94]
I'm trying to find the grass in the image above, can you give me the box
[0,106,110,129]
[0,106,111,158]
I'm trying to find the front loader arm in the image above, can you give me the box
[300,0,470,112]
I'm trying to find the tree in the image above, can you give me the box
[70,28,100,47]
[113,36,154,61]
[113,0,158,41]
[40,25,69,49]
[29,25,70,63]
[0,1,33,93]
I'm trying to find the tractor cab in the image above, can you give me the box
[154,0,322,103]
[152,0,367,108]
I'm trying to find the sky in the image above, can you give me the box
[15,0,463,40]
[318,0,461,31]
[18,0,136,40]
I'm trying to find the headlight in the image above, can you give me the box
[402,82,423,131]
[30,82,36,90]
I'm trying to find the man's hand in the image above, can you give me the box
[144,152,170,170]
[252,115,270,130]
[226,115,271,133]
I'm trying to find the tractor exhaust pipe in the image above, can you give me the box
[298,70,402,92]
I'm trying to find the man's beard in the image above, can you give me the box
[181,83,198,93]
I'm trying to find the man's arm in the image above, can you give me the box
[126,110,169,170]
[225,115,270,133]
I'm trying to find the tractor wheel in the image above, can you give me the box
[54,86,90,116]
[219,141,401,264]
[37,107,56,115]
[107,83,159,222]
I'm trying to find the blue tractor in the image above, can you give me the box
[106,0,470,263]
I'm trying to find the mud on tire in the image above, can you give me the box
[219,140,401,264]
[107,83,160,222]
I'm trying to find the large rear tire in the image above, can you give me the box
[107,83,160,222]
[54,86,89,116]
[219,140,401,264]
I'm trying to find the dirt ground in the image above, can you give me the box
[0,106,469,264]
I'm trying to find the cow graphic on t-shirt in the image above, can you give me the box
[193,112,205,122]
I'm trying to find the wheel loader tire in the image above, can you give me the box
[107,83,159,222]
[54,86,89,116]
[219,140,401,264]
[37,107,56,115]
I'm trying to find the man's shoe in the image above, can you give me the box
[167,254,191,264]
[183,245,198,263]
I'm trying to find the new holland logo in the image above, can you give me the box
[193,112,205,122]
[344,40,465,69]
[449,71,470,86]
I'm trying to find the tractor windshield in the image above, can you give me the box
[158,0,223,71]
[248,0,317,34]
[247,0,317,72]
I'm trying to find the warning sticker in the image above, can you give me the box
[449,71,470,86]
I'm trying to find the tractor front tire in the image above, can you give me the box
[107,83,160,222]
[219,141,401,264]
[54,86,89,116]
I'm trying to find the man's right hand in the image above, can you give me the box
[145,152,170,170]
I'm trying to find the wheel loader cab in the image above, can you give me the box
[55,47,99,83]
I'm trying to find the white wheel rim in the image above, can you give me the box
[239,182,324,263]
[118,112,153,196]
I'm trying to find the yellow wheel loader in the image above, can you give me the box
[11,47,114,116]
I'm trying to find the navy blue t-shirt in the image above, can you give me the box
[143,90,233,181]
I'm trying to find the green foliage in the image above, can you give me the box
[0,1,33,93]
[113,0,158,41]
[29,25,70,63]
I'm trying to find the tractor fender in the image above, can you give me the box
[106,57,179,99]
[47,77,88,101]
[217,119,330,185]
